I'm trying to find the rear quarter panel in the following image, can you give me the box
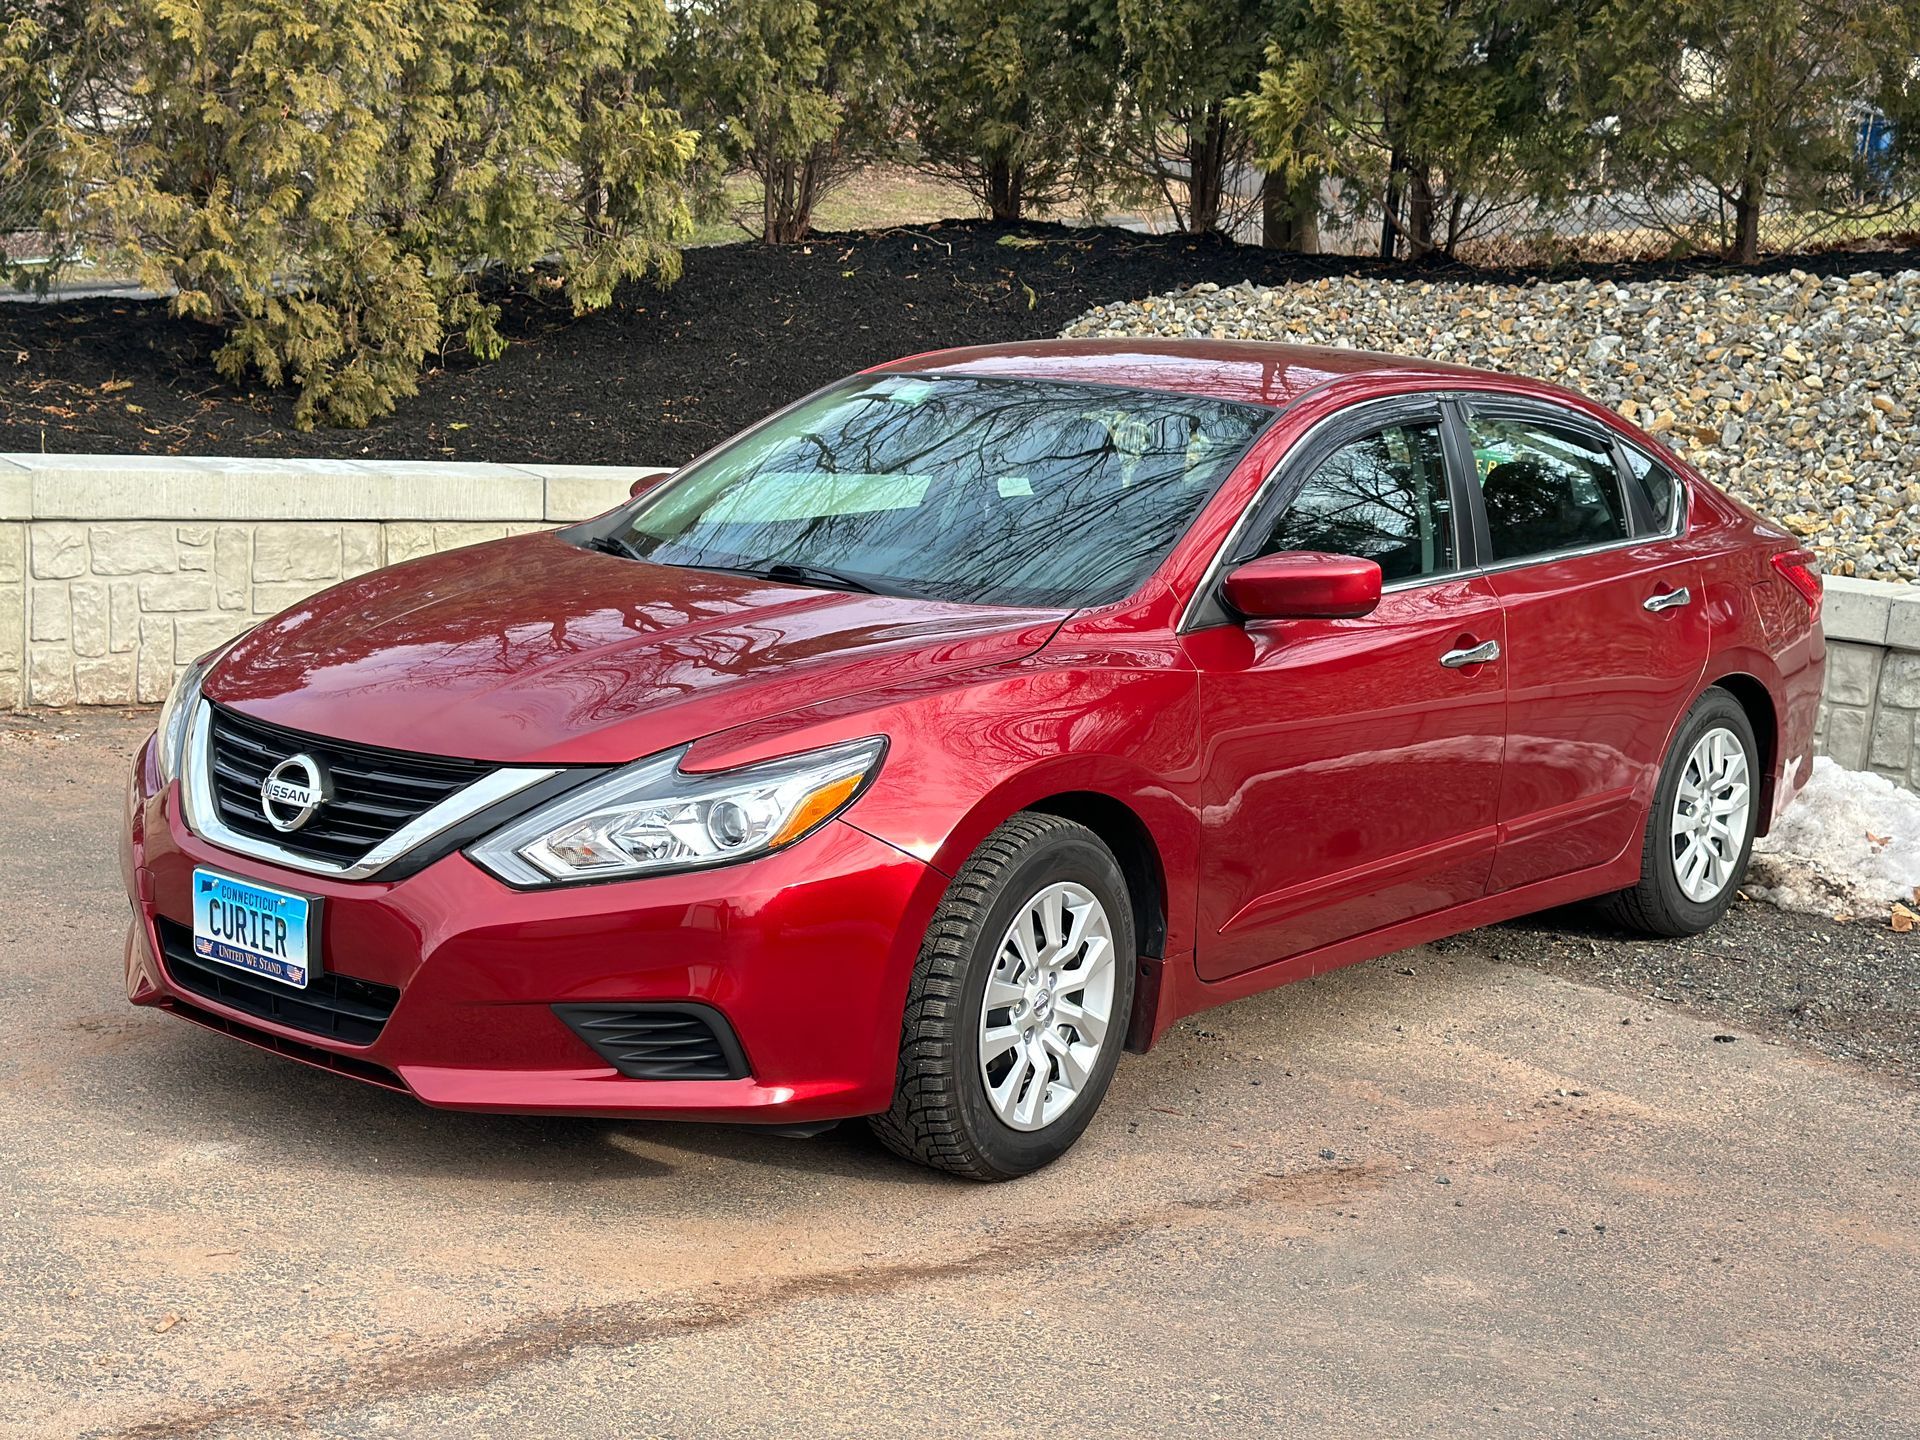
[1674,477,1825,830]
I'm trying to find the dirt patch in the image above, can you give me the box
[6,220,1917,465]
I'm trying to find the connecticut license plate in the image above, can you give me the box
[191,868,317,989]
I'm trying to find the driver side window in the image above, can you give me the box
[1259,421,1456,584]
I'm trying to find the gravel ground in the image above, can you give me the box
[1450,897,1920,1084]
[1065,269,1920,581]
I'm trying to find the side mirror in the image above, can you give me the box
[1222,551,1383,621]
[629,468,672,499]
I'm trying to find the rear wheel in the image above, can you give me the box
[1598,688,1759,937]
[869,813,1135,1181]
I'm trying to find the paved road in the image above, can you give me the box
[3,712,1915,1439]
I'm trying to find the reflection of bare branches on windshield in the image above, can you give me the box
[624,377,1267,607]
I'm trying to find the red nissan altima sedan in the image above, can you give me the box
[121,340,1825,1179]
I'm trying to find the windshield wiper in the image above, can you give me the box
[760,561,887,594]
[582,532,642,561]
[695,560,891,595]
[585,543,897,595]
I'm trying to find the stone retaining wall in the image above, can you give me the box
[1815,576,1920,787]
[0,456,1900,791]
[0,455,663,708]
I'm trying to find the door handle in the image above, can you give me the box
[1644,586,1692,613]
[1440,639,1500,669]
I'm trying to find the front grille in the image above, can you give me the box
[206,704,494,867]
[156,916,400,1046]
[162,995,408,1092]
[554,1003,750,1080]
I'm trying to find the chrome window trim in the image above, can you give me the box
[1474,528,1671,577]
[1379,572,1465,596]
[1181,392,1694,629]
[180,700,558,881]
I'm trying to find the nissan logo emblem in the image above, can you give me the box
[260,754,329,833]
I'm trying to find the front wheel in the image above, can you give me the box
[869,813,1135,1181]
[1598,687,1759,937]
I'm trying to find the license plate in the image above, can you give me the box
[191,868,318,989]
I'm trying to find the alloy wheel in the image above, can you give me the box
[976,881,1118,1132]
[1669,725,1752,904]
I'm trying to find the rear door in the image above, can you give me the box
[1456,400,1711,893]
[1188,397,1507,982]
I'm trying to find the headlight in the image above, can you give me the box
[467,736,886,886]
[155,646,227,784]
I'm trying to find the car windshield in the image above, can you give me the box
[613,375,1272,607]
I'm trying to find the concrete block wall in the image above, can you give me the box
[1816,575,1920,786]
[0,455,666,709]
[0,456,1909,780]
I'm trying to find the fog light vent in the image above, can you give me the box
[553,1003,749,1081]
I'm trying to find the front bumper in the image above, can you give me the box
[122,738,943,1123]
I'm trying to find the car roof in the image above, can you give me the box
[873,338,1496,410]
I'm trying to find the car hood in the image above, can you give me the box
[204,532,1068,765]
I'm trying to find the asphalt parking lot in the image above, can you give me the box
[3,712,1916,1440]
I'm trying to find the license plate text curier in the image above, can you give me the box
[191,868,317,989]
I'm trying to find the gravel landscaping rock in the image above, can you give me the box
[1444,898,1920,1085]
[1065,270,1920,581]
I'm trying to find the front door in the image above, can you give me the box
[1189,409,1507,983]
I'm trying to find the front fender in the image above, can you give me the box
[685,658,1207,957]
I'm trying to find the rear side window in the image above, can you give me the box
[1468,414,1629,563]
[1259,421,1456,583]
[1621,446,1681,532]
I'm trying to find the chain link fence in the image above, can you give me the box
[1241,110,1917,267]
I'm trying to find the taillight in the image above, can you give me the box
[1771,549,1822,621]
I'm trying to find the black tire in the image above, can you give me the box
[1597,687,1760,937]
[869,813,1136,1181]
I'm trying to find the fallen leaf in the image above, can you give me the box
[152,1313,180,1334]
[101,378,132,393]
[1868,831,1891,848]
[1893,903,1916,933]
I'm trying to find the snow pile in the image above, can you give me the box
[1748,757,1920,917]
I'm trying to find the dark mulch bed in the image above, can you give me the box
[6,219,1920,465]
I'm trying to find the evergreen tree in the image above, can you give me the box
[1097,0,1279,236]
[1,0,87,270]
[1578,0,1920,262]
[680,0,922,243]
[906,0,1110,222]
[46,0,695,426]
[1240,0,1581,259]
